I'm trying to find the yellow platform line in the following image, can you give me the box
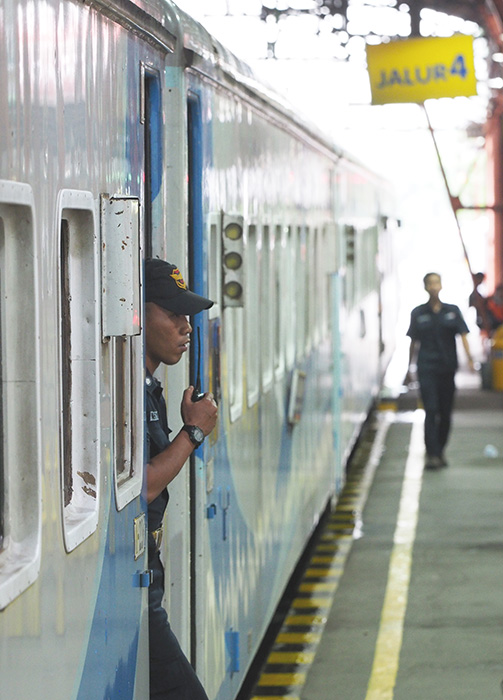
[365,411,424,700]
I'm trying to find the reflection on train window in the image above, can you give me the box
[226,307,243,422]
[246,224,259,406]
[114,338,134,486]
[284,227,295,371]
[306,228,315,352]
[58,192,100,552]
[0,256,4,554]
[345,224,356,308]
[295,227,306,361]
[274,225,285,380]
[208,219,221,320]
[113,334,143,509]
[0,181,41,610]
[320,225,333,339]
[261,225,273,392]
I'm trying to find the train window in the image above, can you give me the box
[0,181,41,610]
[344,224,356,308]
[274,225,285,380]
[311,228,320,348]
[322,223,338,338]
[58,190,100,552]
[306,228,313,350]
[368,226,378,295]
[246,224,259,406]
[226,307,244,422]
[208,214,221,321]
[0,275,3,553]
[284,227,296,371]
[261,226,274,392]
[295,227,306,362]
[114,339,132,488]
[113,334,143,510]
[142,66,162,259]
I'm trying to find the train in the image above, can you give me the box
[0,1,399,699]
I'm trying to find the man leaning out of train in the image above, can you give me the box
[144,258,217,700]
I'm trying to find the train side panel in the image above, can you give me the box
[0,1,174,697]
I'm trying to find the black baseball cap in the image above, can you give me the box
[145,258,214,315]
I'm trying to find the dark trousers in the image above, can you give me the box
[149,550,209,700]
[417,368,456,458]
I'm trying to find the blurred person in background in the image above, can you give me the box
[405,272,474,470]
[486,283,503,334]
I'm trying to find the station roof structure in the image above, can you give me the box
[260,1,503,44]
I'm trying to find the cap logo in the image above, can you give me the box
[170,268,187,290]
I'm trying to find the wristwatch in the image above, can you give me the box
[182,424,205,448]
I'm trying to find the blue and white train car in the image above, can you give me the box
[0,2,398,699]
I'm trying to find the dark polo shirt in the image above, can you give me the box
[407,302,469,372]
[146,371,170,536]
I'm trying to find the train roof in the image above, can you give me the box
[96,0,384,180]
[170,2,351,164]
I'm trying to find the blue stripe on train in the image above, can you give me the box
[76,504,143,700]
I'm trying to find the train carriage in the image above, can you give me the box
[0,2,398,699]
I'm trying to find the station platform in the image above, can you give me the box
[242,369,503,700]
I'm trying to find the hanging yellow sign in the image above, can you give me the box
[366,35,477,105]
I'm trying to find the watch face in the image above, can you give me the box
[193,426,204,444]
[184,425,204,446]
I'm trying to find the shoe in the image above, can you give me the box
[439,453,448,467]
[425,455,443,470]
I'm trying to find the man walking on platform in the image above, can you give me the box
[406,272,474,470]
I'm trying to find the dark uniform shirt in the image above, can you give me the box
[407,302,469,372]
[146,371,170,535]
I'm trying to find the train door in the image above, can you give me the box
[187,92,206,674]
[187,91,241,700]
[187,93,225,696]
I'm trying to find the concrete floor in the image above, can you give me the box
[300,376,503,700]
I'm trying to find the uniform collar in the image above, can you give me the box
[145,370,162,395]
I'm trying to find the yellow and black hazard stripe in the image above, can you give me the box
[248,417,390,700]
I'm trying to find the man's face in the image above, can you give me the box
[145,302,192,368]
[424,274,442,296]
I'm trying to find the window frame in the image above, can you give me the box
[261,225,274,393]
[0,181,41,610]
[58,189,100,552]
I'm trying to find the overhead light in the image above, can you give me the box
[492,52,503,63]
